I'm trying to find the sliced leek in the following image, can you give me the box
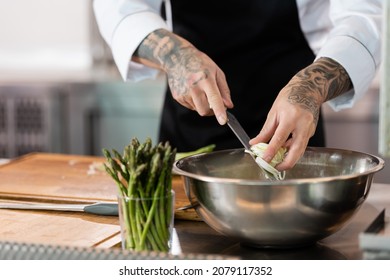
[245,143,286,180]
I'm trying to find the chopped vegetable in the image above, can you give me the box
[175,144,216,161]
[246,143,287,180]
[103,138,176,252]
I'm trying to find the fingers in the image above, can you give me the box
[166,47,233,125]
[190,69,233,125]
[216,70,233,108]
[276,136,308,171]
[253,128,305,171]
[175,95,196,111]
[191,88,212,115]
[260,123,291,165]
[203,84,228,124]
[249,117,276,145]
[174,81,230,123]
[249,107,316,171]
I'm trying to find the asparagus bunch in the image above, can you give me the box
[103,138,176,252]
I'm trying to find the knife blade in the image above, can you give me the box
[226,111,284,181]
[0,202,119,216]
[226,111,251,150]
[226,111,276,180]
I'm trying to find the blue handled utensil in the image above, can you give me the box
[0,202,118,216]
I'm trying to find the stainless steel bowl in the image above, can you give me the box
[173,147,385,248]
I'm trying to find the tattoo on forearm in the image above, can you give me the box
[288,92,321,125]
[287,57,352,125]
[134,29,208,96]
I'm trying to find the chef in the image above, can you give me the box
[93,0,382,170]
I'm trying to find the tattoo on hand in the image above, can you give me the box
[286,57,352,125]
[134,29,208,96]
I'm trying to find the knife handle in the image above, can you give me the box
[83,203,118,216]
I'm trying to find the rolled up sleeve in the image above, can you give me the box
[93,0,168,81]
[315,0,382,111]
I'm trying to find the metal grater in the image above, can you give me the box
[0,241,232,260]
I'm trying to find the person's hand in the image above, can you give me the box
[249,79,319,171]
[250,57,352,171]
[133,29,233,125]
[165,45,233,125]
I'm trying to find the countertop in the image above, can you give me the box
[0,154,388,260]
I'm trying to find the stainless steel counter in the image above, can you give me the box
[175,183,390,260]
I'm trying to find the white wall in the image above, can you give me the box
[0,0,93,81]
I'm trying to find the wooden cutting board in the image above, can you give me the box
[0,153,198,218]
[0,153,117,203]
[0,153,200,248]
[0,209,121,248]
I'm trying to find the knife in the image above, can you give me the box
[226,111,251,150]
[226,111,277,180]
[226,111,283,181]
[0,202,119,216]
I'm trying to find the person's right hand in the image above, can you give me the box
[133,29,233,125]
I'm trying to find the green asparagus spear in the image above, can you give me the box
[175,144,216,160]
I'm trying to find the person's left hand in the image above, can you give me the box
[249,77,320,171]
[249,57,352,171]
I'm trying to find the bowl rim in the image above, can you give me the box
[172,147,385,185]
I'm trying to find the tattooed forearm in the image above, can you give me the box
[134,29,184,68]
[294,57,352,102]
[134,29,208,96]
[286,57,352,125]
[288,92,321,125]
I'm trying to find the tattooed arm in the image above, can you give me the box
[250,57,352,170]
[133,29,233,125]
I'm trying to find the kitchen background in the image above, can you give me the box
[0,0,388,183]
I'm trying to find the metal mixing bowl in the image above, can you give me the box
[173,147,385,248]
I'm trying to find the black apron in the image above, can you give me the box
[159,0,325,151]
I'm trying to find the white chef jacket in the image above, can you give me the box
[93,0,382,111]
